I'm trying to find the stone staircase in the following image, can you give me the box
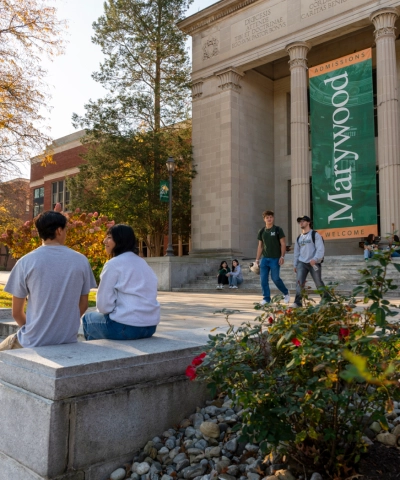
[172,255,400,296]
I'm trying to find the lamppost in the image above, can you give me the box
[165,156,175,256]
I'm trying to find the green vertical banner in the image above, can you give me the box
[309,48,378,240]
[160,180,169,202]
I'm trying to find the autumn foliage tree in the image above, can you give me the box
[1,206,115,281]
[0,0,65,173]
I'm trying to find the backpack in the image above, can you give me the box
[296,230,325,263]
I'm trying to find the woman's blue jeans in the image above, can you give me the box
[82,311,157,341]
[260,257,288,303]
[229,276,243,287]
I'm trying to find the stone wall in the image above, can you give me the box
[0,329,209,480]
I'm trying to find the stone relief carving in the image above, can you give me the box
[215,68,244,92]
[202,36,219,60]
[288,58,308,70]
[374,26,396,40]
[192,79,204,100]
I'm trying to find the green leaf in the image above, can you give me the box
[375,307,386,327]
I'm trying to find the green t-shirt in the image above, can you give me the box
[257,225,285,259]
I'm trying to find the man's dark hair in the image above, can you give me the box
[35,211,67,240]
[262,210,274,217]
[107,224,139,257]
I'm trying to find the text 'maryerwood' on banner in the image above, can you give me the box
[309,48,378,240]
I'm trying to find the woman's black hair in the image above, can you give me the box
[219,260,228,269]
[366,233,375,244]
[107,224,139,257]
[232,259,239,272]
[394,235,400,243]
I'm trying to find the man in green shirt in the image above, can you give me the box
[255,210,290,305]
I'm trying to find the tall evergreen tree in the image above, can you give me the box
[71,0,194,256]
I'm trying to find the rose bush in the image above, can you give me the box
[0,206,115,282]
[191,250,400,479]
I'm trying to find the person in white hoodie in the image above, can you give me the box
[293,215,327,307]
[82,224,160,340]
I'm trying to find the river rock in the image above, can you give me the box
[246,473,260,480]
[161,476,173,480]
[225,438,238,453]
[169,447,181,460]
[392,424,400,436]
[159,447,169,455]
[275,470,296,480]
[245,443,259,453]
[310,474,323,480]
[185,427,197,438]
[369,421,382,433]
[110,468,126,480]
[176,459,190,472]
[191,413,205,428]
[136,463,151,475]
[174,453,188,464]
[182,463,206,479]
[165,438,176,450]
[376,432,398,447]
[218,475,236,480]
[195,439,208,450]
[200,422,220,439]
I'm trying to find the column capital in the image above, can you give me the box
[370,7,399,41]
[214,67,244,92]
[192,78,204,100]
[286,41,311,70]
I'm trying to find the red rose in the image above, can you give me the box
[291,338,301,347]
[339,328,350,341]
[268,317,274,324]
[185,365,197,381]
[192,353,206,366]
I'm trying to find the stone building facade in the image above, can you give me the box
[179,0,400,257]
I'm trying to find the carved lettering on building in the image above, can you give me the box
[231,2,287,49]
[301,0,350,19]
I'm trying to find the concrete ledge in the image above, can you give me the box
[146,256,219,291]
[0,329,209,480]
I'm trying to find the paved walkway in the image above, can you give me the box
[2,271,400,331]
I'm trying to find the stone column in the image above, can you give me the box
[286,41,311,242]
[370,8,400,236]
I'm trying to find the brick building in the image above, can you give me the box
[30,130,86,215]
[0,178,31,269]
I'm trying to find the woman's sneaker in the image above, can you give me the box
[232,286,238,289]
[284,294,290,304]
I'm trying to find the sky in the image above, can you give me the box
[15,0,216,178]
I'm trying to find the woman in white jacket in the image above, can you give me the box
[82,224,160,341]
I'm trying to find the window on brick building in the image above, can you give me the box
[52,180,70,211]
[33,187,44,217]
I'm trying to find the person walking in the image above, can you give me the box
[293,215,327,307]
[226,259,243,289]
[255,210,290,305]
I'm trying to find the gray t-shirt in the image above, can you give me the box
[5,245,97,347]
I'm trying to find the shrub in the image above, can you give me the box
[193,250,400,478]
[0,207,115,282]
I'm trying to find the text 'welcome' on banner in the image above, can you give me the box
[309,48,378,240]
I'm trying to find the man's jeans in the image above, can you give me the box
[294,261,328,306]
[260,257,288,303]
[82,311,157,341]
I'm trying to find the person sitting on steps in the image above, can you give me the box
[216,261,230,290]
[226,259,243,289]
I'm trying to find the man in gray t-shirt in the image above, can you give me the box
[0,211,96,350]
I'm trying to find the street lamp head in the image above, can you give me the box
[166,156,175,173]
